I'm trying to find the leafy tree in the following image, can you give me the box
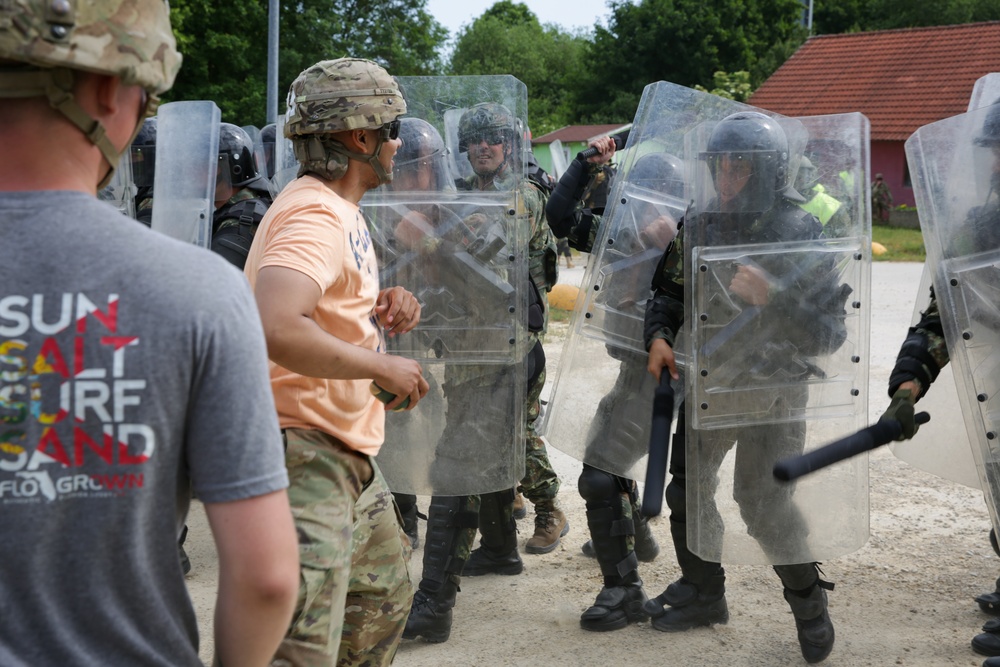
[694,71,754,101]
[168,0,447,126]
[573,0,806,123]
[449,2,589,135]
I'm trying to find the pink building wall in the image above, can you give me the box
[871,140,915,208]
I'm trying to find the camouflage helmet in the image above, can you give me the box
[457,102,516,153]
[0,0,181,96]
[285,58,406,138]
[0,1,181,189]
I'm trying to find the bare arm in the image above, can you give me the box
[254,265,428,408]
[206,490,299,667]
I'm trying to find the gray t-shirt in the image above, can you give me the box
[0,191,289,666]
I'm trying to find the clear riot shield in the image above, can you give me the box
[905,103,1000,541]
[892,75,1000,488]
[150,101,220,247]
[365,77,529,496]
[98,151,136,218]
[549,139,568,179]
[270,110,299,195]
[683,111,871,565]
[541,81,752,481]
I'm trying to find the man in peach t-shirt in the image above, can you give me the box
[244,58,429,667]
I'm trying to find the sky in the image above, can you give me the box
[425,0,616,38]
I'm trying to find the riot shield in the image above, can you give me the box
[683,110,871,565]
[541,81,751,481]
[98,151,136,219]
[549,139,568,179]
[270,110,299,195]
[905,103,1000,543]
[365,77,529,496]
[892,75,1000,488]
[149,101,220,247]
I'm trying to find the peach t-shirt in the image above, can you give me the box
[245,175,386,456]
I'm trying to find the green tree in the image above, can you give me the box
[694,71,754,101]
[573,0,806,123]
[449,2,589,135]
[168,0,447,126]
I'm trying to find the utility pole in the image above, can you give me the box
[266,0,279,124]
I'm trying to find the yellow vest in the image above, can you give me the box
[800,184,843,226]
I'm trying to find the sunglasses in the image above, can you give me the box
[468,130,506,147]
[381,119,401,141]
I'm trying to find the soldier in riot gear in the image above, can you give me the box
[645,111,849,663]
[879,101,1000,667]
[402,101,566,644]
[130,116,157,225]
[211,122,273,269]
[545,138,675,631]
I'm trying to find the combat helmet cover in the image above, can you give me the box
[0,0,181,96]
[457,102,516,153]
[284,58,406,138]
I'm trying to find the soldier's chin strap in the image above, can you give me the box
[0,66,156,190]
[331,124,394,185]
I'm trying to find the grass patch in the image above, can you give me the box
[873,225,925,262]
[548,307,573,323]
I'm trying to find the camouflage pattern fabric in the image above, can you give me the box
[273,428,413,667]
[519,366,560,503]
[214,187,268,233]
[914,292,950,373]
[285,59,406,138]
[0,0,181,95]
[871,179,893,222]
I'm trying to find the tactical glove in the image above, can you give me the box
[879,387,917,440]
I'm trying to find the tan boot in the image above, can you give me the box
[525,501,569,554]
[513,491,527,520]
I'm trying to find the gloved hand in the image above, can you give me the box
[879,387,917,440]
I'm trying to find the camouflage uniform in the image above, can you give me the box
[871,176,893,222]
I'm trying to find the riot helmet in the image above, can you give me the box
[131,117,157,191]
[701,111,790,212]
[259,123,277,179]
[218,123,266,190]
[975,100,1000,147]
[0,0,182,188]
[389,118,452,192]
[794,156,820,197]
[629,152,686,199]
[285,58,406,184]
[458,102,516,181]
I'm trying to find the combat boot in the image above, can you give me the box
[973,618,1000,657]
[402,576,459,643]
[646,573,729,631]
[580,573,649,632]
[513,491,527,520]
[777,563,835,665]
[978,576,1000,614]
[525,500,569,554]
[464,490,523,576]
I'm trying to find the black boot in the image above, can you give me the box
[579,505,650,632]
[645,518,728,632]
[978,577,1000,614]
[402,496,477,643]
[974,618,1000,657]
[581,505,659,562]
[465,490,523,576]
[776,564,835,664]
[403,576,459,643]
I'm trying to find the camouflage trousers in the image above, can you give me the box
[520,366,561,503]
[273,428,413,667]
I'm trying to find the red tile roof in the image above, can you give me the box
[532,124,630,144]
[748,22,1000,141]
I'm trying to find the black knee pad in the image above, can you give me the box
[665,477,686,519]
[578,466,619,506]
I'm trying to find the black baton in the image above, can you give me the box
[641,374,675,517]
[773,412,931,482]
